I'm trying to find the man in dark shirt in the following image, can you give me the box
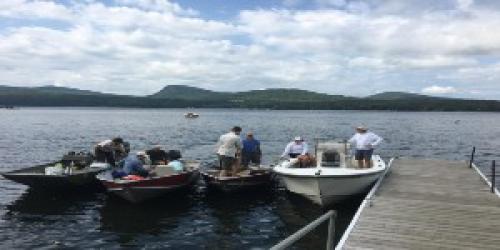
[241,132,262,167]
[146,145,169,165]
[94,137,126,166]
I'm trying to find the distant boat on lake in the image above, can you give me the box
[184,112,199,118]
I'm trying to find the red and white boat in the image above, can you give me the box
[97,160,200,203]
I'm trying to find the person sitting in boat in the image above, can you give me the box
[115,140,130,162]
[112,151,150,178]
[94,137,126,166]
[146,145,169,165]
[166,150,184,171]
[348,126,383,168]
[241,132,261,167]
[215,126,243,176]
[281,136,313,167]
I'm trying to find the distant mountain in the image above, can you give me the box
[233,88,347,102]
[34,85,105,95]
[151,85,347,102]
[150,85,227,100]
[0,85,104,96]
[1,84,500,111]
[367,91,434,100]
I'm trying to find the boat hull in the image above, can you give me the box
[100,170,199,203]
[279,171,382,206]
[201,170,273,193]
[1,163,105,190]
[274,155,386,206]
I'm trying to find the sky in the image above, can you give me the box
[1,0,500,99]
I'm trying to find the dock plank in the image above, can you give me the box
[342,158,500,250]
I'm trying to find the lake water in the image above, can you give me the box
[1,108,499,249]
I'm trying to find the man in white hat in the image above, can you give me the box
[281,136,309,159]
[348,126,383,168]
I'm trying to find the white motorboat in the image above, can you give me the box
[273,139,386,206]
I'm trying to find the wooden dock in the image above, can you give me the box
[338,158,500,250]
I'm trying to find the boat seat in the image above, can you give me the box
[316,142,350,155]
[321,150,341,167]
[152,165,178,176]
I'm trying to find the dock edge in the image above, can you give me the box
[335,157,395,250]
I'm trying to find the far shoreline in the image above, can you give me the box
[5,106,500,113]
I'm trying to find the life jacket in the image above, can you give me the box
[122,175,145,181]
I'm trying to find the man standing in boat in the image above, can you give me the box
[348,126,383,168]
[94,137,126,166]
[216,126,243,176]
[241,132,262,167]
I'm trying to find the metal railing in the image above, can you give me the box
[469,146,475,168]
[468,146,499,197]
[491,160,496,193]
[270,210,337,250]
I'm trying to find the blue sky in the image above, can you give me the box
[1,0,500,99]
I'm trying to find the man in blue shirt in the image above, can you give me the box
[112,151,150,178]
[241,132,262,167]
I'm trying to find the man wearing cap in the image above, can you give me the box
[241,132,262,167]
[216,126,243,176]
[281,136,309,158]
[348,126,383,168]
[281,136,311,167]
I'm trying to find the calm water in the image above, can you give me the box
[1,108,499,249]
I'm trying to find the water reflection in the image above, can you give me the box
[5,188,101,216]
[99,191,196,245]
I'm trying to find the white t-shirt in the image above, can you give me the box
[216,132,242,157]
[282,141,309,157]
[97,139,113,147]
[348,132,383,150]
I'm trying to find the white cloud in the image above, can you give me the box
[0,1,500,98]
[0,0,73,20]
[116,0,198,16]
[456,0,474,11]
[422,85,458,95]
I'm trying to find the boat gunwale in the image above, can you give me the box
[107,183,189,191]
[200,171,271,180]
[273,169,384,179]
[2,162,103,179]
[99,170,199,185]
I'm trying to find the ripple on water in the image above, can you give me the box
[1,109,500,249]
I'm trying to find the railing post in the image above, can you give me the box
[270,210,336,250]
[469,146,476,168]
[492,160,496,193]
[326,212,336,250]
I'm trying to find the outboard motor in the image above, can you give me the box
[61,151,93,169]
